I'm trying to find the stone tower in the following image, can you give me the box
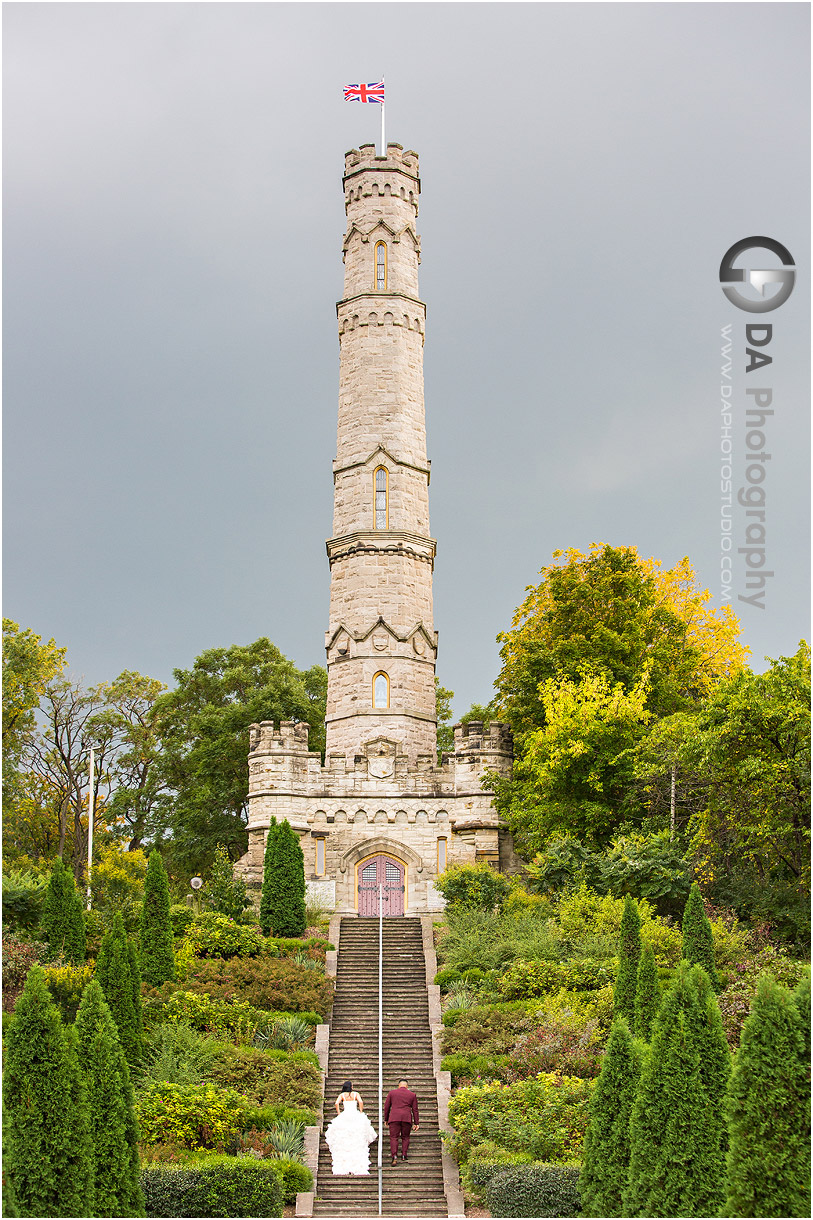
[235,145,516,915]
[327,143,435,762]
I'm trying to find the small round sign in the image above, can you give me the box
[190,877,203,890]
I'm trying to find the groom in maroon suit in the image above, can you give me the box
[383,1078,419,1165]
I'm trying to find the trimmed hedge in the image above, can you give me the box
[140,1158,283,1217]
[485,1163,582,1218]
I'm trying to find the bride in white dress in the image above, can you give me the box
[325,1080,378,1175]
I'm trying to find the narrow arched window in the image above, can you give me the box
[373,672,389,708]
[375,242,387,289]
[374,466,388,529]
[437,837,448,873]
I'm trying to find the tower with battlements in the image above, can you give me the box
[235,145,516,915]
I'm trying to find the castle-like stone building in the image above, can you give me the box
[235,145,515,915]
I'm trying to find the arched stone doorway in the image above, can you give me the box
[357,854,406,917]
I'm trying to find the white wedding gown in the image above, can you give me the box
[325,1097,378,1175]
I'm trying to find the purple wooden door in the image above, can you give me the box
[358,855,405,916]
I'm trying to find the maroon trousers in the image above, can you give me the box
[388,1121,412,1158]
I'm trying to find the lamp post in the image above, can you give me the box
[86,745,96,909]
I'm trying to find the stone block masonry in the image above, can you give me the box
[235,145,516,912]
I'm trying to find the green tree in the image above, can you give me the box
[139,849,176,986]
[625,961,730,1217]
[433,861,511,911]
[633,942,661,1040]
[612,893,641,1024]
[435,677,455,759]
[2,619,66,810]
[259,817,282,936]
[205,842,250,921]
[725,974,810,1218]
[42,855,86,963]
[74,980,144,1216]
[95,912,143,1063]
[2,965,93,1217]
[682,642,810,929]
[578,1018,643,1217]
[495,545,747,738]
[97,670,169,852]
[260,819,306,938]
[154,639,326,875]
[682,881,720,991]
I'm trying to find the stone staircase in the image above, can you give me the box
[311,918,449,1218]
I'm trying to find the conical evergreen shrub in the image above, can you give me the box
[139,849,175,986]
[633,941,661,1040]
[206,842,250,921]
[625,961,730,1217]
[2,965,93,1217]
[42,856,86,964]
[95,912,143,1063]
[612,893,641,1024]
[681,881,720,990]
[263,819,307,937]
[259,817,281,936]
[724,974,810,1217]
[578,1017,643,1217]
[75,980,144,1216]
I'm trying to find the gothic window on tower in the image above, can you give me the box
[375,241,387,289]
[374,466,388,529]
[373,671,389,708]
[315,838,325,876]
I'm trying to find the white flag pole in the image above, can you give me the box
[380,78,385,156]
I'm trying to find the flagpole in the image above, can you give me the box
[380,77,385,156]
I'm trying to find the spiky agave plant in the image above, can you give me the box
[266,1118,306,1159]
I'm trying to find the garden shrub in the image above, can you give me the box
[204,844,250,923]
[682,882,721,990]
[507,1018,603,1080]
[485,1162,582,1219]
[147,989,264,1042]
[436,906,563,973]
[463,1150,534,1202]
[434,861,512,911]
[498,956,614,999]
[41,857,86,964]
[95,911,143,1062]
[579,1018,643,1217]
[724,973,810,1218]
[2,867,47,930]
[182,954,333,1017]
[1,934,42,1006]
[434,966,462,991]
[447,1073,592,1165]
[140,1158,283,1218]
[267,936,330,958]
[716,946,810,1048]
[140,850,176,987]
[613,894,642,1023]
[634,942,661,1040]
[136,1021,221,1086]
[238,1102,319,1130]
[170,903,197,939]
[136,1081,246,1150]
[441,1052,512,1086]
[260,818,306,937]
[263,1156,313,1204]
[441,1004,539,1057]
[74,980,144,1216]
[3,966,94,1217]
[183,913,264,960]
[208,1046,322,1110]
[42,960,95,1023]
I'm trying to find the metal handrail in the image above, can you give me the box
[378,883,383,1216]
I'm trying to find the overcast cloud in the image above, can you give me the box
[3,1,810,717]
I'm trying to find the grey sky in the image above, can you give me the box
[3,2,810,719]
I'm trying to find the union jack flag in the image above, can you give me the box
[344,81,385,104]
